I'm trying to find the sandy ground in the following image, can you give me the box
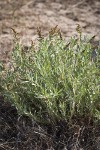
[0,0,100,62]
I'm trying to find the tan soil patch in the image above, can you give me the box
[0,0,100,62]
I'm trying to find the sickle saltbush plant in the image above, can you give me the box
[0,27,100,123]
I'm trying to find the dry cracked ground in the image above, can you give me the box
[0,0,100,63]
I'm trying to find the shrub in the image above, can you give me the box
[0,26,100,124]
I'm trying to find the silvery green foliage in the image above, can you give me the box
[0,33,99,123]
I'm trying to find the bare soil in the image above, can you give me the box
[0,0,100,150]
[0,0,100,62]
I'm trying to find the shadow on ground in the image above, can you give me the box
[0,97,100,150]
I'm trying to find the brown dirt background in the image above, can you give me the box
[0,0,100,63]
